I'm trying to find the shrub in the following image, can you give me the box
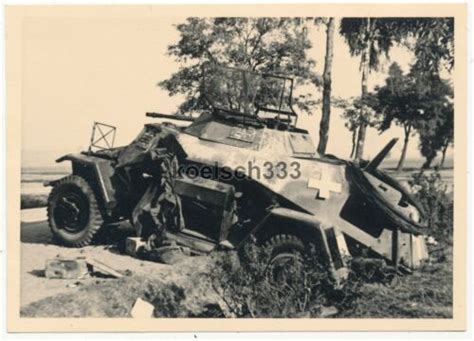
[209,238,362,317]
[142,282,187,317]
[408,169,453,243]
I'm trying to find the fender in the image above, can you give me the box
[242,207,349,275]
[54,153,117,214]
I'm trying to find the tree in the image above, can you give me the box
[387,18,454,74]
[372,63,453,170]
[316,18,335,156]
[438,102,454,168]
[373,63,421,170]
[160,18,317,115]
[339,18,395,162]
[411,73,453,169]
[398,18,454,169]
[341,96,379,159]
[339,17,454,162]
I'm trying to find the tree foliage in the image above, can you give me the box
[160,18,318,115]
[412,71,453,168]
[370,63,453,169]
[339,18,398,161]
[339,18,394,72]
[340,17,454,74]
[389,18,454,74]
[339,18,454,162]
[341,95,379,159]
[371,63,423,169]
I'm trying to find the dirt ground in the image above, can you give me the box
[20,207,452,318]
[20,209,211,308]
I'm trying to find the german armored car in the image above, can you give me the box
[46,65,428,276]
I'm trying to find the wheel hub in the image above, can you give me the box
[54,190,89,233]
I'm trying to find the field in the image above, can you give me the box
[19,165,454,318]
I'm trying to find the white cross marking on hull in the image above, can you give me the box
[308,172,342,199]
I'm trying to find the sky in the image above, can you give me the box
[20,16,453,168]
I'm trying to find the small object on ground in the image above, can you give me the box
[66,281,83,288]
[45,257,88,279]
[146,244,187,265]
[130,298,154,318]
[86,258,123,278]
[319,306,339,318]
[125,237,147,257]
[426,236,438,246]
[123,269,133,276]
[389,274,400,287]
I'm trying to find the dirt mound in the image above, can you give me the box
[20,254,226,318]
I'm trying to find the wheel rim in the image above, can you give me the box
[269,252,302,281]
[53,187,90,233]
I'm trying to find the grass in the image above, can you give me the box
[20,275,188,317]
[339,247,452,318]
[20,169,454,318]
[21,244,452,318]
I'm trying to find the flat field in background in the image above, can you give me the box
[20,156,454,209]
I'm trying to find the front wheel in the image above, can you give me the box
[47,175,104,247]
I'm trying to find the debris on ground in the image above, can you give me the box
[66,281,83,288]
[45,257,88,279]
[319,306,339,318]
[125,236,192,265]
[125,237,146,257]
[131,297,155,318]
[86,258,124,278]
[426,236,438,246]
[44,256,123,280]
[138,241,191,265]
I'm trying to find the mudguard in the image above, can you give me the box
[246,207,349,277]
[55,153,117,214]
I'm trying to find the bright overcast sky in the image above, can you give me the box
[20,16,453,167]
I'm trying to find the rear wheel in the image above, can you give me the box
[265,234,305,279]
[47,175,104,247]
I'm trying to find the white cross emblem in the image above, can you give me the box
[308,172,342,199]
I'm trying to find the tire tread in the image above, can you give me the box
[47,175,104,247]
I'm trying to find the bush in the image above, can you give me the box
[144,282,187,317]
[408,169,453,243]
[209,238,362,318]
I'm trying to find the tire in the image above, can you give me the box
[265,234,305,278]
[47,175,104,247]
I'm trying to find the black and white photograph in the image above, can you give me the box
[4,3,468,333]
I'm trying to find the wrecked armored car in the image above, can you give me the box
[46,66,429,276]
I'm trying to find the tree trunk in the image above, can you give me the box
[317,18,335,156]
[422,154,436,169]
[396,125,411,171]
[355,18,371,162]
[355,123,367,161]
[440,142,449,168]
[350,128,358,158]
